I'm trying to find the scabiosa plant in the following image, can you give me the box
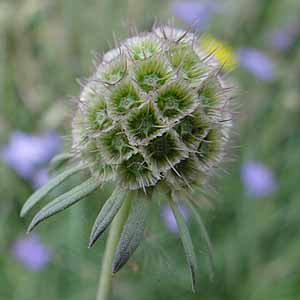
[21,26,235,298]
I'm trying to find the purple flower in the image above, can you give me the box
[162,203,190,233]
[171,1,217,30]
[11,234,51,271]
[237,48,276,81]
[32,168,49,190]
[268,25,299,51]
[1,131,60,183]
[241,161,277,198]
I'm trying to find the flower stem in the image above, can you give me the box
[96,191,133,300]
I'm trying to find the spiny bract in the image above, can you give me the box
[21,26,234,292]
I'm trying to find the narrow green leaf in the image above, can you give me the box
[27,177,100,232]
[49,153,74,172]
[20,165,85,217]
[89,187,127,248]
[187,200,215,280]
[168,199,199,292]
[112,195,148,273]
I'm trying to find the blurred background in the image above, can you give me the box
[0,0,300,299]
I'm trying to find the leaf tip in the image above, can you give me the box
[20,208,26,218]
[88,239,95,248]
[88,229,102,248]
[26,217,39,233]
[26,226,34,234]
[112,261,121,274]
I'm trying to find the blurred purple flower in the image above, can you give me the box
[241,161,277,198]
[237,48,276,81]
[11,234,51,271]
[269,29,294,51]
[1,131,60,183]
[171,1,218,30]
[32,168,49,190]
[268,25,299,51]
[162,203,190,233]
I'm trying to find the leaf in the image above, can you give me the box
[27,177,100,232]
[187,200,215,280]
[49,153,74,172]
[168,198,199,292]
[89,187,127,248]
[21,165,85,217]
[112,195,148,273]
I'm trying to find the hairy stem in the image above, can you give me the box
[96,191,133,300]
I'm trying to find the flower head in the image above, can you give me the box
[268,25,299,51]
[241,161,277,198]
[71,27,232,192]
[21,26,236,291]
[237,48,276,81]
[1,131,60,182]
[11,234,51,271]
[171,1,217,30]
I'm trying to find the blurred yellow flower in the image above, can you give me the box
[200,34,237,71]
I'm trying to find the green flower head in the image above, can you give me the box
[21,26,235,292]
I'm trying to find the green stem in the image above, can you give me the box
[96,191,133,300]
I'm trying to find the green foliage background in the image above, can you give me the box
[0,0,300,299]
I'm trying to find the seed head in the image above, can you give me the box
[73,26,232,192]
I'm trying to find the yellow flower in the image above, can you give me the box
[200,34,237,71]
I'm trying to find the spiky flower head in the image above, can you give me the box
[21,26,235,291]
[73,26,232,191]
